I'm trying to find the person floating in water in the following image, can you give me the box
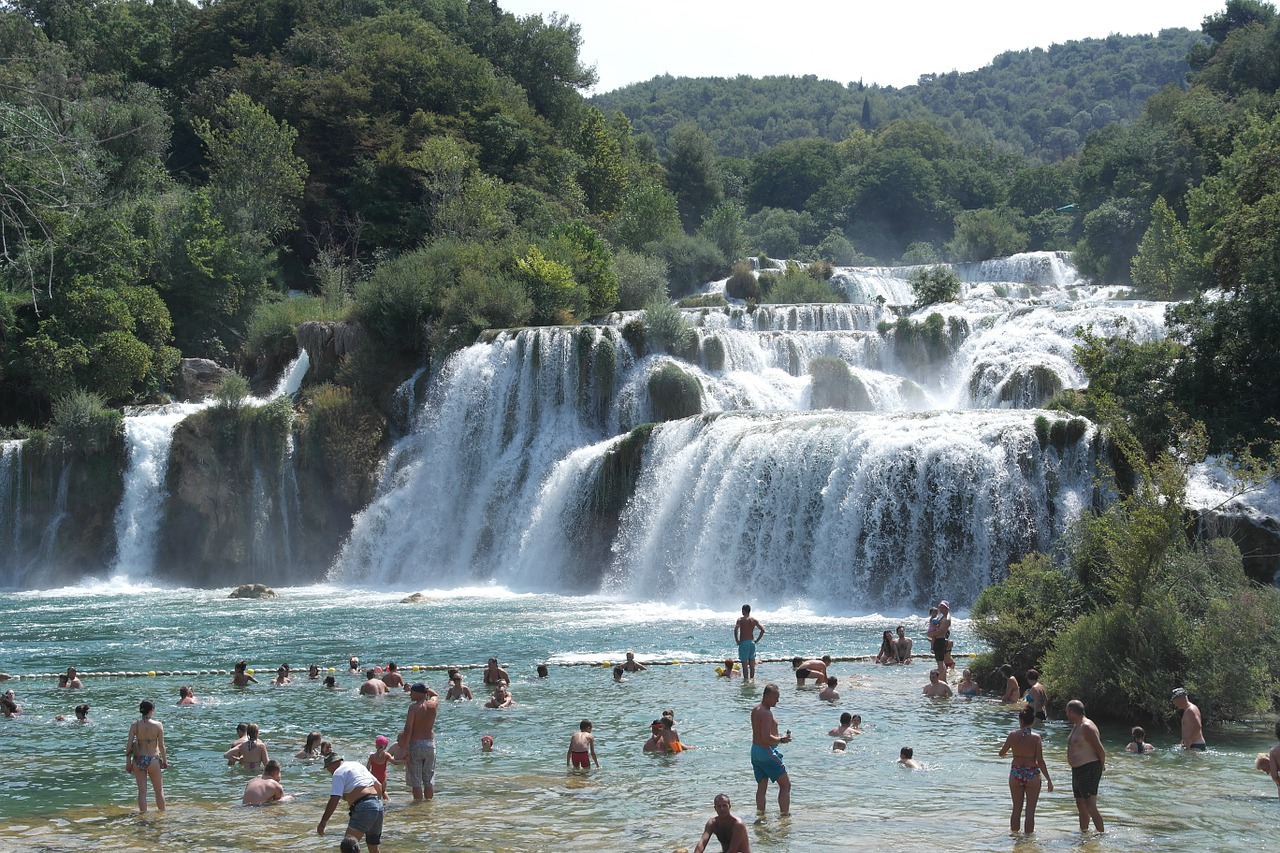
[999,705,1053,833]
[567,719,600,769]
[734,605,765,681]
[125,699,167,813]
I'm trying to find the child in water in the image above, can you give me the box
[567,720,600,769]
[367,734,402,799]
[481,734,494,753]
[897,746,922,770]
[1126,726,1155,753]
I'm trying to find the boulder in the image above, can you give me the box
[229,583,278,599]
[296,321,366,382]
[1193,509,1280,585]
[178,358,229,402]
[400,592,436,604]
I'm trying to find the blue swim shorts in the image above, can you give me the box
[738,640,756,662]
[751,744,786,783]
[347,795,384,845]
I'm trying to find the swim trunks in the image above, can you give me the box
[406,738,436,790]
[347,794,384,845]
[570,751,590,768]
[931,637,947,661]
[738,640,756,662]
[796,668,811,680]
[1071,760,1103,799]
[751,744,786,782]
[1187,742,1207,751]
[1010,764,1040,783]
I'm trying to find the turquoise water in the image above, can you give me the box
[1,583,1275,852]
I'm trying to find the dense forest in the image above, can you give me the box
[0,0,1277,464]
[591,29,1207,162]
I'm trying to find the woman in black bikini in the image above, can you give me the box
[125,699,167,813]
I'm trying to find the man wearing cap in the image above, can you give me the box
[928,601,952,679]
[1172,688,1206,750]
[318,752,383,852]
[399,682,439,801]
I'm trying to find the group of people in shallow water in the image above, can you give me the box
[8,601,1280,853]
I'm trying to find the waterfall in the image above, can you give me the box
[266,349,310,399]
[111,402,208,577]
[1,441,23,580]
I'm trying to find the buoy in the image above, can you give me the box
[671,660,680,665]
[246,669,255,675]
[327,667,336,673]
[410,665,421,671]
[147,671,156,677]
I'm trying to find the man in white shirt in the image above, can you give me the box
[317,753,384,852]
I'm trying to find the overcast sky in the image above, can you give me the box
[497,0,1227,93]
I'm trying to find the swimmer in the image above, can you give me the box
[124,699,167,813]
[444,672,473,700]
[323,675,337,689]
[536,664,549,678]
[894,625,913,663]
[272,666,291,686]
[831,740,846,751]
[484,683,514,709]
[922,670,952,698]
[1000,705,1053,833]
[612,665,626,683]
[308,664,321,680]
[348,655,360,673]
[1,691,20,717]
[999,664,1021,703]
[482,658,509,685]
[359,670,387,696]
[1126,726,1155,753]
[481,735,494,753]
[875,630,896,664]
[242,759,292,805]
[643,720,666,753]
[381,662,404,690]
[367,735,402,800]
[828,712,862,738]
[297,731,323,759]
[230,660,258,687]
[65,667,83,689]
[74,703,89,722]
[897,746,922,770]
[817,676,840,702]
[224,722,269,770]
[956,669,979,697]
[177,685,198,705]
[718,659,739,678]
[622,650,647,673]
[662,716,691,752]
[567,719,600,769]
[692,793,751,853]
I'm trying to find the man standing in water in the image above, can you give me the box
[1172,688,1206,750]
[927,600,951,679]
[399,682,438,801]
[750,683,792,818]
[1065,699,1105,832]
[734,605,765,681]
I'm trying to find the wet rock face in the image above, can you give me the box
[1194,509,1280,585]
[296,321,366,382]
[178,359,229,402]
[229,583,278,599]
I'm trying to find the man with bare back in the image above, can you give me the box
[750,683,792,818]
[399,682,438,801]
[1066,699,1105,832]
[734,605,765,681]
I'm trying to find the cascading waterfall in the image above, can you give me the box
[1,441,23,574]
[335,252,1148,608]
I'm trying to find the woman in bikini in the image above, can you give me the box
[998,664,1021,704]
[998,705,1052,833]
[875,630,896,664]
[223,722,269,770]
[956,669,980,697]
[125,699,167,813]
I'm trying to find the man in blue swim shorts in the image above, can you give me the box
[735,604,765,681]
[751,683,792,817]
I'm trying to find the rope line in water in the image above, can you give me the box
[3,653,973,680]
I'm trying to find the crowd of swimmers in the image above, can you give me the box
[5,600,1280,853]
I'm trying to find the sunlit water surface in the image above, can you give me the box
[0,584,1275,852]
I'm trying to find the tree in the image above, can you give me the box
[746,137,840,212]
[611,177,681,252]
[947,208,1029,262]
[575,107,627,218]
[909,265,962,306]
[663,123,722,232]
[1130,197,1203,298]
[698,201,746,262]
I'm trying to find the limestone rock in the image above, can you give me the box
[178,358,229,402]
[296,321,366,382]
[400,592,436,604]
[229,583,278,599]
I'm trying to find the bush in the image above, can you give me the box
[901,241,940,265]
[50,389,122,454]
[298,383,387,506]
[614,249,670,311]
[353,248,448,353]
[647,362,702,422]
[246,295,345,361]
[816,230,861,265]
[766,266,843,304]
[645,232,726,295]
[642,299,695,355]
[725,262,761,301]
[214,372,250,410]
[947,207,1029,263]
[439,268,532,340]
[888,313,968,369]
[702,335,726,372]
[909,265,962,306]
[808,357,871,410]
[676,293,728,309]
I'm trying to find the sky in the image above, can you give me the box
[497,0,1228,93]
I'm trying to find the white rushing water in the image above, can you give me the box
[336,252,1155,608]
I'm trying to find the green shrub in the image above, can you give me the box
[1034,415,1050,450]
[642,299,695,355]
[620,318,646,354]
[440,268,532,340]
[725,262,761,301]
[901,242,940,265]
[676,293,728,308]
[806,260,834,281]
[614,249,670,311]
[703,335,726,372]
[354,249,447,353]
[299,383,387,506]
[947,207,1029,263]
[808,357,871,410]
[50,389,122,454]
[767,266,843,304]
[214,372,250,411]
[246,295,344,361]
[645,232,726,295]
[909,265,962,306]
[647,362,702,422]
[889,313,967,369]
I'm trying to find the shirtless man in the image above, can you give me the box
[644,720,666,752]
[622,651,648,673]
[484,683,514,708]
[398,682,438,801]
[65,667,83,689]
[693,793,751,853]
[1065,699,1105,832]
[927,601,952,679]
[381,663,404,690]
[1172,688,1206,750]
[483,658,509,686]
[791,656,829,686]
[817,676,840,702]
[734,605,765,681]
[444,672,472,700]
[894,626,913,663]
[1267,719,1280,801]
[922,670,953,698]
[750,683,792,817]
[318,753,384,852]
[359,670,388,697]
[242,759,292,805]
